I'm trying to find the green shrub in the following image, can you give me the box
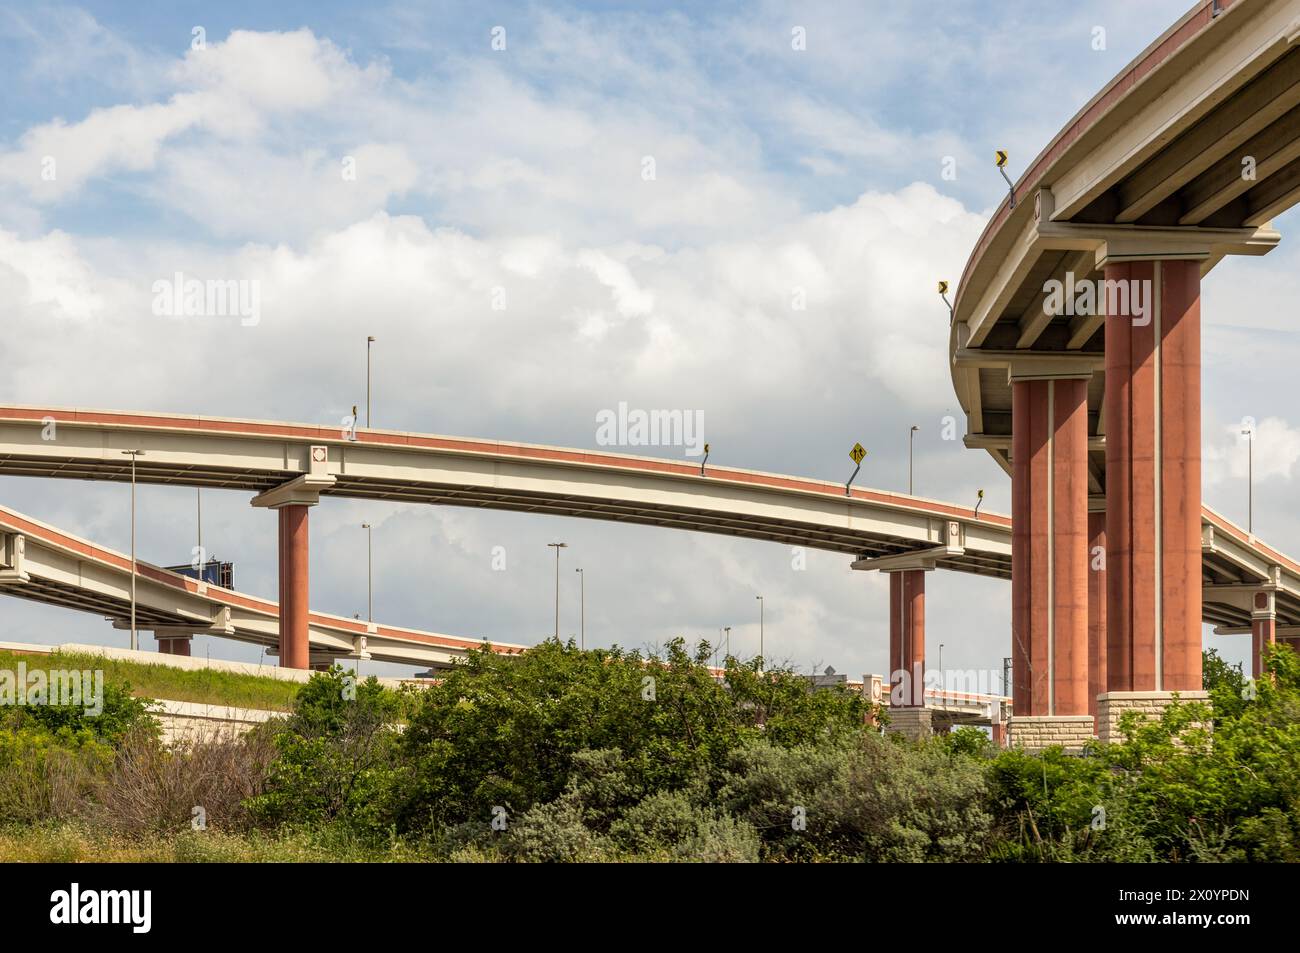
[0,727,110,824]
[506,799,612,862]
[246,668,406,836]
[672,813,761,863]
[392,638,869,833]
[0,677,158,747]
[720,734,992,861]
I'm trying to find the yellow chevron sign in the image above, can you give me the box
[995,150,1008,168]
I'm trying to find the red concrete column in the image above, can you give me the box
[1011,382,1033,716]
[155,636,190,656]
[991,721,1006,748]
[278,505,311,670]
[1251,590,1275,679]
[888,569,925,706]
[1104,259,1203,692]
[1088,510,1107,716]
[1011,376,1090,716]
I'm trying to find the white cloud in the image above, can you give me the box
[1205,417,1300,486]
[0,227,123,321]
[0,180,981,421]
[0,29,383,202]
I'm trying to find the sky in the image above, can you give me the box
[0,0,1294,682]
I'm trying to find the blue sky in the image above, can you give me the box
[0,0,1290,680]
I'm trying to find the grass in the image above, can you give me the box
[0,649,301,713]
[0,822,685,863]
[0,822,446,863]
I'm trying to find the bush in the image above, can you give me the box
[0,677,158,747]
[720,734,992,861]
[91,727,277,835]
[392,638,869,833]
[609,790,760,862]
[0,728,109,824]
[609,790,705,854]
[673,813,761,863]
[0,671,157,826]
[246,668,407,837]
[506,798,612,863]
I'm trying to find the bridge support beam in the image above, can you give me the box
[1088,509,1107,722]
[156,635,192,657]
[1007,372,1093,752]
[251,450,334,672]
[278,505,311,670]
[1098,257,1209,741]
[888,569,926,708]
[1251,589,1276,679]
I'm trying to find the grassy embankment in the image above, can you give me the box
[0,648,301,712]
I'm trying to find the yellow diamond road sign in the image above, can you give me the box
[850,443,866,464]
[995,150,1008,168]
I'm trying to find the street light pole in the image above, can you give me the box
[196,487,202,570]
[547,543,567,639]
[755,595,764,671]
[724,625,731,662]
[366,336,376,427]
[122,450,145,651]
[1242,426,1254,533]
[361,523,373,623]
[908,425,919,495]
[575,567,584,649]
[938,642,945,692]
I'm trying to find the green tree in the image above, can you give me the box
[248,667,407,835]
[391,638,869,833]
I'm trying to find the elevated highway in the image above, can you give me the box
[0,406,1296,681]
[950,0,1300,747]
[0,502,526,669]
[0,404,1013,575]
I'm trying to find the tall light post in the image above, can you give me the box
[724,625,732,662]
[575,567,585,649]
[755,595,764,671]
[908,425,919,495]
[1242,425,1254,533]
[938,642,945,694]
[196,487,202,571]
[547,542,567,639]
[122,450,145,651]
[361,523,373,623]
[366,336,376,427]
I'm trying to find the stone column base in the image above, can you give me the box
[1007,715,1095,753]
[1096,690,1210,745]
[884,706,932,740]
